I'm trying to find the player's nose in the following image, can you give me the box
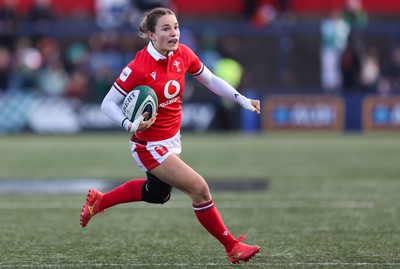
[171,28,179,36]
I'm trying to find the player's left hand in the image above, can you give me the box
[242,98,261,114]
[250,99,261,114]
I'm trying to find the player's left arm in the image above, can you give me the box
[194,65,260,114]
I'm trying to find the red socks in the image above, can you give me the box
[193,200,237,252]
[99,179,146,210]
[99,182,236,251]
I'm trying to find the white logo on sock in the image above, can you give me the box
[223,231,228,236]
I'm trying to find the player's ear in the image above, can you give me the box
[148,31,155,41]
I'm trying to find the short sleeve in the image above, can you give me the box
[180,44,202,75]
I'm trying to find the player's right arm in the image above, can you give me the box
[101,87,131,130]
[101,87,155,133]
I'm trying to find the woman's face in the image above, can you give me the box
[149,14,180,56]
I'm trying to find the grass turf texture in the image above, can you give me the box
[0,132,399,268]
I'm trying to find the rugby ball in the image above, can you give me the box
[122,85,158,122]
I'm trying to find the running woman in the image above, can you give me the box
[80,7,261,264]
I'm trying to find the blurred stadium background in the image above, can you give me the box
[1,0,400,134]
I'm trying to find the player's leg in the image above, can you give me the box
[80,171,174,228]
[80,136,173,228]
[100,178,147,209]
[149,153,210,204]
[142,171,173,204]
[150,154,260,263]
[80,170,174,228]
[80,178,147,227]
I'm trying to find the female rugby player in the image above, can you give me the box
[80,7,261,264]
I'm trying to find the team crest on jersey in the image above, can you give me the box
[120,67,132,82]
[150,71,156,80]
[154,146,168,156]
[173,60,181,72]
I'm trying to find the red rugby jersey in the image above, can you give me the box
[113,42,204,142]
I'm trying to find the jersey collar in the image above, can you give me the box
[147,41,174,61]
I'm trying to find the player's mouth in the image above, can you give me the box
[168,39,178,45]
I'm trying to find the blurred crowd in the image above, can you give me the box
[0,0,250,103]
[0,0,399,101]
[0,0,177,101]
[0,31,151,102]
[320,0,400,95]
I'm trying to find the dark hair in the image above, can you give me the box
[138,7,176,39]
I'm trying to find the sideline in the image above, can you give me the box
[0,178,268,194]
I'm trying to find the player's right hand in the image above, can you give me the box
[129,112,158,132]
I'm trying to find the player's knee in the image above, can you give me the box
[190,181,211,204]
[143,191,171,204]
[142,172,172,204]
[142,185,172,204]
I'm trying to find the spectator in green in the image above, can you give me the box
[342,0,368,29]
[320,9,350,92]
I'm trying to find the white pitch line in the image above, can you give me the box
[1,262,400,268]
[0,200,374,209]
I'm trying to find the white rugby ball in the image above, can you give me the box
[122,85,158,122]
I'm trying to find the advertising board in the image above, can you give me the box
[263,95,344,131]
[363,95,400,131]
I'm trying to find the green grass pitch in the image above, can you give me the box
[0,132,399,268]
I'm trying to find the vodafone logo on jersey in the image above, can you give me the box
[159,80,180,107]
[164,80,180,99]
